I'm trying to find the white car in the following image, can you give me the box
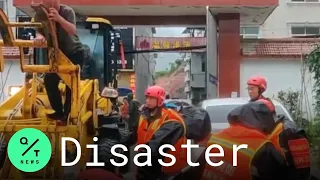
[199,97,294,133]
[164,99,191,107]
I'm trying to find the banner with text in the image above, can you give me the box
[135,37,206,52]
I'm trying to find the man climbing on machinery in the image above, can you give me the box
[33,0,88,125]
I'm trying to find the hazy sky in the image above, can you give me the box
[153,27,188,72]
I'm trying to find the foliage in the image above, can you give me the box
[154,57,184,79]
[275,89,320,137]
[274,89,305,128]
[305,46,320,167]
[154,71,169,79]
[306,46,320,116]
[275,89,320,166]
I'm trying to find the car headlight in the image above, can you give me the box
[8,86,22,96]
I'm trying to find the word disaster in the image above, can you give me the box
[61,137,249,167]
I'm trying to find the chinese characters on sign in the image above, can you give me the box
[135,37,206,51]
[151,40,192,49]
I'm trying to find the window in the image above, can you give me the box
[201,61,205,72]
[206,105,240,123]
[0,0,4,10]
[240,26,259,39]
[291,26,320,36]
[16,16,33,39]
[291,0,319,2]
[16,9,27,16]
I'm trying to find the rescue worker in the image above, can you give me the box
[33,0,88,125]
[120,97,130,122]
[123,93,140,174]
[248,76,311,179]
[267,102,311,179]
[201,99,288,180]
[247,76,274,105]
[127,92,140,133]
[135,85,187,180]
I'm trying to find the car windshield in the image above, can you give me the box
[205,104,288,123]
[165,100,190,107]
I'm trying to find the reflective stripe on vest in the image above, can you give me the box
[201,126,269,180]
[268,122,287,159]
[137,108,187,174]
[209,136,255,157]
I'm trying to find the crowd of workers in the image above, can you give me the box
[31,0,312,179]
[79,76,312,180]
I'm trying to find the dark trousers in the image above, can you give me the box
[44,51,84,119]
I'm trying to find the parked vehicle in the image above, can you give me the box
[199,97,294,132]
[164,99,192,107]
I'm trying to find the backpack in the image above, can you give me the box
[179,105,212,142]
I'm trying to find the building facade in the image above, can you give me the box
[238,0,318,116]
[184,52,206,101]
[261,0,320,38]
[0,0,16,22]
[240,0,320,38]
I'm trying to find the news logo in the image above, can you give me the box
[7,128,52,172]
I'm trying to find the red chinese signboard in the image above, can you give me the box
[135,37,206,52]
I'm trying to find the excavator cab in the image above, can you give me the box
[33,17,122,92]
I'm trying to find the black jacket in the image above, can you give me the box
[133,107,185,180]
[227,101,289,180]
[274,119,311,180]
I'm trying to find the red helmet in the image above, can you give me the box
[257,98,275,113]
[145,85,166,107]
[247,76,267,93]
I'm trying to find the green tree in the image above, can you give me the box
[306,46,320,116]
[154,55,185,79]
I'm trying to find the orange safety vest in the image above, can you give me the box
[137,108,187,174]
[201,125,269,180]
[268,122,287,158]
[268,122,311,169]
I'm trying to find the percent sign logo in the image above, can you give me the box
[7,128,52,172]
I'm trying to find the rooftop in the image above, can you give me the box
[241,38,320,58]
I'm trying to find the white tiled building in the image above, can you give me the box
[239,0,317,117]
[241,0,320,38]
[0,0,17,22]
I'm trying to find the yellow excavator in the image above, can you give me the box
[0,4,128,179]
